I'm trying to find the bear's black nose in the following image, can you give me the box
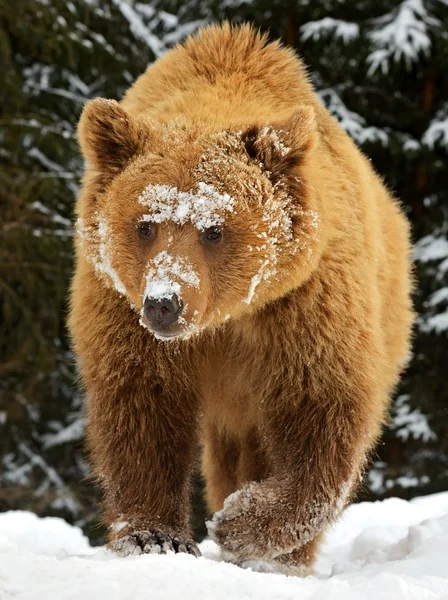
[144,294,183,326]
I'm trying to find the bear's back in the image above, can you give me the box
[121,23,318,127]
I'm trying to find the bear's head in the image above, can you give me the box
[76,99,322,341]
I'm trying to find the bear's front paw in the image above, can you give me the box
[207,484,294,562]
[111,530,201,558]
[208,481,338,564]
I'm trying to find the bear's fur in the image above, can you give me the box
[69,23,413,574]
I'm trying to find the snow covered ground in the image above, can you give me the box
[1,492,448,599]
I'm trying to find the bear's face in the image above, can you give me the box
[76,99,321,341]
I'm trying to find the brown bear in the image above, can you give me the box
[69,23,413,575]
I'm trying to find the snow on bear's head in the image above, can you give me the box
[76,98,321,341]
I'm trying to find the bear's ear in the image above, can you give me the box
[78,98,143,175]
[242,106,316,180]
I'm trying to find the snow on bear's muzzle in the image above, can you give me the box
[140,251,201,341]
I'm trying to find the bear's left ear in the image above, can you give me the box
[78,98,144,176]
[242,106,317,180]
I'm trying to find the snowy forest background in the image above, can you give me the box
[1,0,447,544]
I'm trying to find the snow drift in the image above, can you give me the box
[1,492,448,599]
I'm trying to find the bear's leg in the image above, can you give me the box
[209,359,384,567]
[203,426,268,513]
[202,426,240,514]
[236,428,269,486]
[238,532,325,576]
[268,532,325,576]
[86,374,201,557]
[70,275,201,556]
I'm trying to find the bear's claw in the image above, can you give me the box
[112,529,201,558]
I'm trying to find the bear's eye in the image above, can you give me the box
[138,221,154,240]
[204,227,222,244]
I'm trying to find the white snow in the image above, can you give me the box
[1,492,448,599]
[239,173,320,305]
[392,394,436,442]
[142,250,200,302]
[42,417,85,448]
[427,287,448,307]
[367,0,440,75]
[423,111,448,149]
[76,216,129,298]
[367,464,430,495]
[301,18,359,44]
[140,251,202,339]
[414,234,448,263]
[28,147,78,195]
[318,88,389,146]
[96,218,127,296]
[420,312,448,333]
[258,126,291,157]
[111,0,164,57]
[414,233,448,333]
[243,258,270,304]
[138,182,235,231]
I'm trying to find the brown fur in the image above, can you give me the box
[69,23,413,574]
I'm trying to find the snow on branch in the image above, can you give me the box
[75,22,117,57]
[392,395,436,441]
[111,0,164,57]
[367,461,431,494]
[17,442,67,490]
[427,287,448,307]
[29,148,69,175]
[367,0,440,75]
[414,233,448,263]
[300,18,359,44]
[3,436,82,516]
[43,418,85,449]
[420,312,448,333]
[31,200,72,229]
[28,148,79,196]
[414,232,448,282]
[7,118,75,140]
[318,88,388,146]
[422,105,448,149]
[23,64,88,105]
[162,20,206,47]
[415,233,448,333]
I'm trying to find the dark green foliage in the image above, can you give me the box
[1,0,447,543]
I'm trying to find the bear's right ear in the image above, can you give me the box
[78,98,142,176]
[242,106,317,182]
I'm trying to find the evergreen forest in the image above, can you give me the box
[1,0,447,542]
